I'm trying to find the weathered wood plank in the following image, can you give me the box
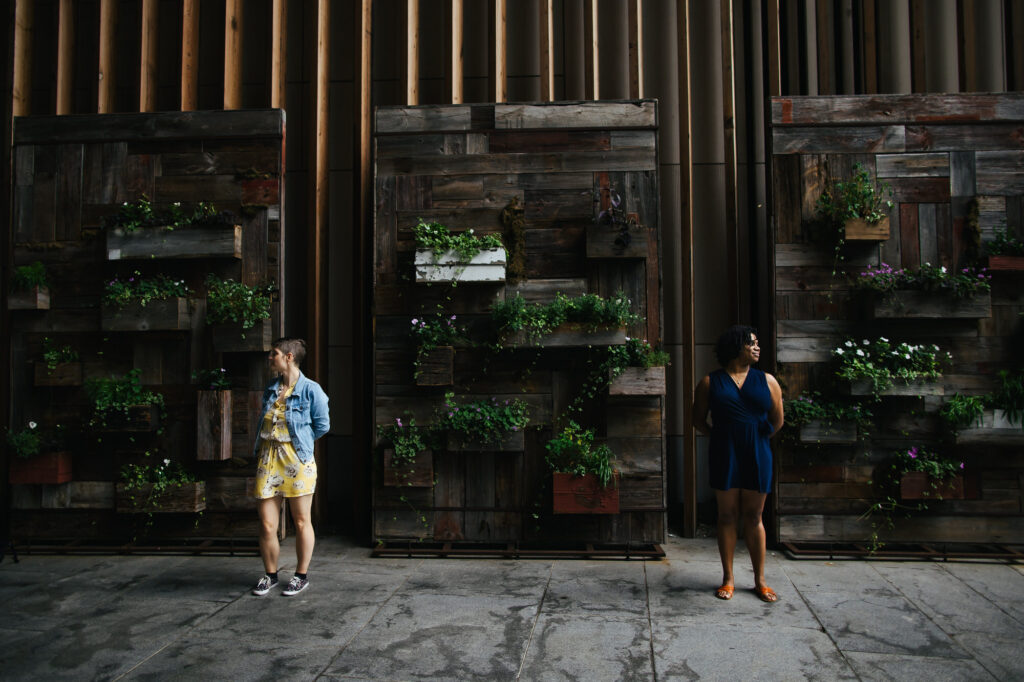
[775,243,876,267]
[875,152,949,177]
[488,131,611,153]
[773,126,905,154]
[776,337,840,363]
[899,203,920,268]
[14,110,285,144]
[870,291,991,319]
[55,144,83,241]
[771,94,1024,125]
[107,225,242,260]
[376,106,473,133]
[378,150,657,176]
[159,150,279,176]
[907,124,1024,152]
[608,367,665,395]
[779,513,1024,543]
[607,437,662,474]
[494,101,657,129]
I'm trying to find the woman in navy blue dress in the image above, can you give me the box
[692,326,783,602]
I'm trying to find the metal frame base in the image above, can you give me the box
[782,541,1024,563]
[371,541,666,560]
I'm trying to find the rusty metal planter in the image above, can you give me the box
[116,481,206,513]
[9,451,73,485]
[552,472,620,514]
[197,390,232,461]
[383,448,434,487]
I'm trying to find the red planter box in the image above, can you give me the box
[986,255,1024,271]
[552,472,620,514]
[899,472,966,500]
[9,451,73,484]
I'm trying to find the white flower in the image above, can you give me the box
[862,339,870,345]
[625,336,631,341]
[880,337,889,343]
[27,421,37,429]
[411,318,418,325]
[163,458,171,466]
[904,354,911,359]
[468,228,474,234]
[856,349,865,357]
[845,341,854,348]
[835,348,845,355]
[940,266,947,273]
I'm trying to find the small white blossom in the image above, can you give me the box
[904,354,911,359]
[862,339,870,345]
[856,349,865,357]
[835,348,845,355]
[940,266,947,273]
[163,458,171,466]
[845,341,854,348]
[27,421,37,429]
[880,337,889,343]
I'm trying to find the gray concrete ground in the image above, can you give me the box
[2,535,1023,681]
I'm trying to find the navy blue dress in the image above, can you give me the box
[708,368,774,493]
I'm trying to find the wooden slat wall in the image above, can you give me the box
[7,111,285,540]
[770,93,1024,545]
[372,101,664,545]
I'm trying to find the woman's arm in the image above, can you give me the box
[310,384,331,440]
[765,372,784,437]
[691,375,712,436]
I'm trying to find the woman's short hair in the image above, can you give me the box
[714,325,758,366]
[272,337,307,366]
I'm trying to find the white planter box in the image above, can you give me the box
[414,248,506,283]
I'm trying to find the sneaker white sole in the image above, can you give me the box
[252,582,279,596]
[282,582,308,596]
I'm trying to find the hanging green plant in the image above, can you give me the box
[205,275,276,329]
[491,290,640,344]
[103,271,191,308]
[544,421,616,488]
[11,261,48,292]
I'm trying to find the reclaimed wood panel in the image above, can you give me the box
[771,94,1024,125]
[773,126,905,154]
[494,101,657,129]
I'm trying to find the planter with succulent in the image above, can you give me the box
[606,337,670,395]
[944,371,1024,445]
[587,188,647,258]
[411,313,467,386]
[816,162,894,242]
[101,271,192,331]
[194,368,233,461]
[376,417,433,487]
[834,337,948,398]
[413,220,507,284]
[493,291,639,348]
[855,262,992,319]
[785,391,873,445]
[546,421,619,514]
[439,392,530,452]
[8,261,50,310]
[105,196,241,260]
[205,275,276,352]
[116,458,205,513]
[984,228,1024,271]
[85,369,165,432]
[6,421,71,484]
[34,337,82,386]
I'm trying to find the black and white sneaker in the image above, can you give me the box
[282,575,309,596]
[252,574,279,596]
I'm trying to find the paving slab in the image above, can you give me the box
[517,612,654,681]
[844,650,997,681]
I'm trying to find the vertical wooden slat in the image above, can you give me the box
[910,0,926,92]
[862,0,878,93]
[451,0,463,103]
[224,0,242,110]
[494,0,506,103]
[538,0,553,101]
[56,0,74,115]
[815,0,831,93]
[98,0,116,113]
[765,0,782,97]
[356,0,373,544]
[13,0,32,117]
[271,0,287,109]
[721,0,740,319]
[139,0,158,112]
[181,0,199,111]
[587,0,599,99]
[406,0,419,105]
[677,0,696,538]
[628,0,644,99]
[961,0,977,92]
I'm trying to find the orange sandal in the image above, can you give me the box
[754,586,778,603]
[715,584,734,600]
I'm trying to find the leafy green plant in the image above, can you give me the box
[11,261,48,291]
[784,391,873,433]
[607,337,670,370]
[412,220,505,262]
[491,291,641,344]
[939,394,986,431]
[544,421,616,488]
[437,392,530,446]
[411,313,468,380]
[119,457,200,511]
[376,417,431,469]
[85,369,165,429]
[5,420,67,459]
[833,337,949,397]
[205,275,276,329]
[41,337,79,371]
[103,271,191,308]
[192,368,231,391]
[103,196,236,233]
[854,262,991,298]
[895,445,964,480]
[986,228,1024,257]
[816,163,894,227]
[990,369,1024,424]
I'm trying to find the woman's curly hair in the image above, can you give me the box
[714,325,758,366]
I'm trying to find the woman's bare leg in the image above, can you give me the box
[289,494,315,574]
[258,497,282,574]
[715,488,741,588]
[739,489,770,590]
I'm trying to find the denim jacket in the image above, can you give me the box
[254,372,330,463]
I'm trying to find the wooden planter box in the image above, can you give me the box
[415,346,454,386]
[211,319,273,352]
[383,448,434,487]
[9,451,73,485]
[609,366,666,395]
[798,420,858,445]
[115,481,206,513]
[414,247,506,283]
[504,323,627,348]
[34,361,83,386]
[446,430,526,452]
[241,178,280,206]
[197,390,232,461]
[101,298,191,331]
[552,472,620,514]
[899,472,966,500]
[955,409,1024,445]
[585,222,648,258]
[869,290,991,319]
[8,286,50,310]
[843,216,889,241]
[986,255,1024,271]
[106,224,242,260]
[95,404,160,432]
[847,378,944,397]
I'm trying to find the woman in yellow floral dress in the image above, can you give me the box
[251,338,330,597]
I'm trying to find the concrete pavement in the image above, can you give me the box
[2,536,1023,680]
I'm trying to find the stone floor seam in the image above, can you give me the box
[643,560,659,682]
[513,564,553,681]
[314,571,415,681]
[937,561,1024,628]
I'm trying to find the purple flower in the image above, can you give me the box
[960,462,965,469]
[396,417,403,428]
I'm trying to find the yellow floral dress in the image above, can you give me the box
[254,381,317,498]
